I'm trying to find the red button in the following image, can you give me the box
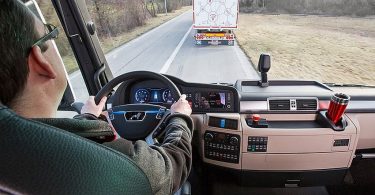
[252,114,261,122]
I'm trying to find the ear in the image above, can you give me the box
[27,46,57,79]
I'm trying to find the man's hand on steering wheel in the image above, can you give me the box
[170,95,192,116]
[81,96,107,117]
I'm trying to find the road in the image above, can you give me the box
[69,11,259,102]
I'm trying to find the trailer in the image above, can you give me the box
[193,0,239,46]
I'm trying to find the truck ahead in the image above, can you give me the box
[193,0,239,46]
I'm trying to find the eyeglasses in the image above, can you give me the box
[32,23,59,48]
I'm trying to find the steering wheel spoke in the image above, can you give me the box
[145,109,171,145]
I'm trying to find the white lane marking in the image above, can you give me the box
[69,11,192,78]
[159,25,193,74]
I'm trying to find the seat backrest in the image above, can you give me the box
[0,105,152,195]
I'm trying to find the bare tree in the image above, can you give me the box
[144,0,157,17]
[93,0,112,37]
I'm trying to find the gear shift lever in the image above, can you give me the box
[258,54,271,87]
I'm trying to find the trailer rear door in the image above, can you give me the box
[193,0,239,29]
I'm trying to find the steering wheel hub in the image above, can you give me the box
[108,104,168,140]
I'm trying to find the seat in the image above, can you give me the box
[0,105,152,195]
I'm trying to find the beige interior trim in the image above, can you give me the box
[198,113,359,171]
[347,113,375,149]
[241,152,352,171]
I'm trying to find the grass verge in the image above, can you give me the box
[235,14,375,85]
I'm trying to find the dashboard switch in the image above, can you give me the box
[252,114,261,122]
[248,136,268,152]
[220,119,226,128]
[246,115,269,128]
[204,132,214,142]
[229,137,239,146]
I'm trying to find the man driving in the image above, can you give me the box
[0,0,193,194]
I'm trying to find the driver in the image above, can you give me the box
[0,1,193,194]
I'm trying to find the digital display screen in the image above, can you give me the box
[199,92,226,109]
[134,88,174,104]
[150,89,162,103]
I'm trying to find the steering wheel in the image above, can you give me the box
[95,71,181,145]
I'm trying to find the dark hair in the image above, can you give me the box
[0,0,39,106]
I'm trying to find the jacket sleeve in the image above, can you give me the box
[103,115,193,195]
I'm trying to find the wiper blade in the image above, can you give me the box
[324,83,375,88]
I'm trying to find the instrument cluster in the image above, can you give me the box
[134,88,174,104]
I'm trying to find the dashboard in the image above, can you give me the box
[132,87,231,110]
[106,75,375,188]
[114,77,239,113]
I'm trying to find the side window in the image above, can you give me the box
[26,0,89,103]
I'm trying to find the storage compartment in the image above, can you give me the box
[246,111,348,131]
[240,168,347,187]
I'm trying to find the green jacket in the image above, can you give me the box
[34,114,193,195]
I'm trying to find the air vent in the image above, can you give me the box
[269,99,290,111]
[296,99,318,110]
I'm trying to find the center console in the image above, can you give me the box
[200,113,242,169]
[199,112,359,187]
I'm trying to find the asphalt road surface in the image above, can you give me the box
[68,11,259,102]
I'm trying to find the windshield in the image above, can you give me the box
[41,0,375,87]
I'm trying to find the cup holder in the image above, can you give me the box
[316,111,347,131]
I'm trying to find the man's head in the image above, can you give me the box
[0,0,67,117]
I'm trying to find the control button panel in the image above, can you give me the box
[209,117,238,130]
[204,131,240,163]
[248,136,268,152]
